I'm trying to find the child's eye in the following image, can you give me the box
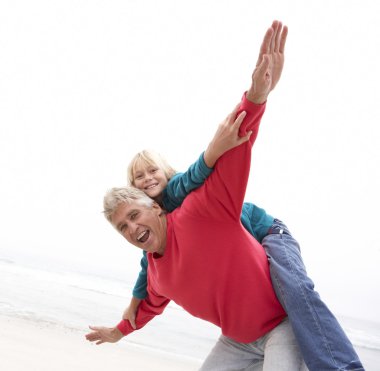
[150,168,158,174]
[135,174,143,180]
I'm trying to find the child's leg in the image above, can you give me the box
[262,219,364,371]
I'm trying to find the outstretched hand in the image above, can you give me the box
[85,326,124,345]
[247,20,288,104]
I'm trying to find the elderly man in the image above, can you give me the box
[86,22,307,370]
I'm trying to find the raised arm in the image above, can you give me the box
[164,21,288,216]
[203,108,250,168]
[246,20,287,105]
[181,21,288,222]
[162,110,249,212]
[162,154,213,212]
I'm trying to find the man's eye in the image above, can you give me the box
[120,225,127,232]
[130,212,138,220]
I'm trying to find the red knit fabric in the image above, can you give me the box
[117,95,286,343]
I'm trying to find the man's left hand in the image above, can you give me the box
[247,20,288,104]
[85,325,124,345]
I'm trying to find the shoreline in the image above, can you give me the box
[1,313,378,370]
[0,314,201,371]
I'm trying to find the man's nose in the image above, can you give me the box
[130,221,139,235]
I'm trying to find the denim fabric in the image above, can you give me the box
[262,220,364,371]
[200,318,308,371]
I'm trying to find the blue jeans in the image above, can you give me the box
[262,220,364,371]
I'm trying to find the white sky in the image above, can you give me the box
[1,0,379,323]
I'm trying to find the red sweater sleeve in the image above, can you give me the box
[238,93,265,145]
[181,94,265,222]
[117,285,170,335]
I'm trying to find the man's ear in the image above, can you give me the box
[152,202,162,214]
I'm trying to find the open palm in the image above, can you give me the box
[248,21,288,103]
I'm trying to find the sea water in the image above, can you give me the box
[1,250,379,368]
[0,250,219,361]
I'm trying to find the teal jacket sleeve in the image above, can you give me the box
[132,251,148,299]
[162,152,213,212]
[240,202,274,243]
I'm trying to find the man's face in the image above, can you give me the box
[111,201,167,255]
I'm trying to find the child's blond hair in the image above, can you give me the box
[127,149,177,186]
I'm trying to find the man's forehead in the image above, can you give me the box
[112,201,140,222]
[115,201,140,214]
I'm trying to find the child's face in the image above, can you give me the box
[133,162,168,201]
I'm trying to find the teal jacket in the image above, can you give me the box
[132,153,274,299]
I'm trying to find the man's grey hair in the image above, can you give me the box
[103,186,154,223]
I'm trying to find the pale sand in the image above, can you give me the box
[1,314,377,370]
[0,315,201,371]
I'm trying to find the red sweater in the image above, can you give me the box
[117,95,286,343]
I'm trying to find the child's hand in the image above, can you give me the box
[122,297,142,330]
[204,105,249,168]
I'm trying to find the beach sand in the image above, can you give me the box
[0,315,201,371]
[1,314,378,370]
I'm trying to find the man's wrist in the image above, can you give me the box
[246,85,268,104]
[111,326,124,341]
[117,320,130,335]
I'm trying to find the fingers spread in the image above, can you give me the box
[274,22,282,52]
[86,332,99,341]
[235,111,247,124]
[256,54,270,76]
[226,103,242,125]
[279,26,288,53]
[270,21,279,53]
[257,27,274,66]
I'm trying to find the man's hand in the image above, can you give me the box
[85,326,124,345]
[204,104,249,168]
[247,20,288,104]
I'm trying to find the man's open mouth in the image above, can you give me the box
[137,230,150,243]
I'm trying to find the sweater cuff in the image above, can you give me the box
[241,91,267,110]
[199,152,215,172]
[117,319,134,336]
